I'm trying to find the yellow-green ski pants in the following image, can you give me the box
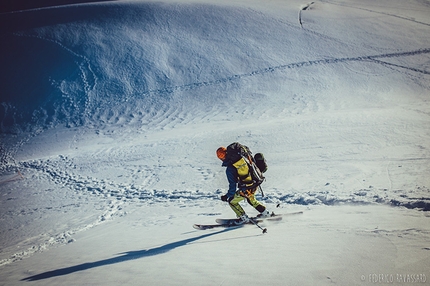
[229,189,266,217]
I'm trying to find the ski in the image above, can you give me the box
[281,211,304,216]
[215,211,302,225]
[193,216,266,230]
[193,223,245,230]
[193,212,303,231]
[215,215,280,225]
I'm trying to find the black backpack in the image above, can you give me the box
[254,153,268,173]
[225,142,267,189]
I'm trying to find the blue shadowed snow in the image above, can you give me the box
[1,3,306,133]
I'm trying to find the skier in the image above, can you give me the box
[216,145,271,225]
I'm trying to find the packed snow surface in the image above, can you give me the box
[1,0,429,285]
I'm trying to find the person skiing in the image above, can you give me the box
[216,144,271,225]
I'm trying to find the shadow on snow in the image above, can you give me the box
[21,229,231,281]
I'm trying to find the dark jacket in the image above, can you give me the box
[222,160,239,199]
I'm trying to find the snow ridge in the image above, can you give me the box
[299,2,315,28]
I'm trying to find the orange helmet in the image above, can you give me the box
[216,146,227,161]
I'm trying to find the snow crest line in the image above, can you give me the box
[299,2,315,28]
[141,48,430,96]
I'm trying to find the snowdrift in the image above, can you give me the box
[2,2,320,132]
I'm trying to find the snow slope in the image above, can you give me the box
[0,0,430,285]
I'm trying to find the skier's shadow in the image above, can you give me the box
[21,229,231,281]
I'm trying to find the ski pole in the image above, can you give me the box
[248,215,268,234]
[259,185,265,197]
[228,202,267,234]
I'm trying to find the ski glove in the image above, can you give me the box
[221,194,232,202]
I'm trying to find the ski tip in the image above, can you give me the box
[193,224,200,230]
[193,224,209,230]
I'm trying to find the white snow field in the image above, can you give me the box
[1,0,430,285]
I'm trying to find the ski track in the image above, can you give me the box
[321,0,430,27]
[141,48,430,97]
[296,1,430,58]
[2,42,430,265]
[16,155,219,203]
[2,2,428,136]
[1,147,429,266]
[0,152,221,266]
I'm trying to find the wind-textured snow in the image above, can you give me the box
[0,0,430,285]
